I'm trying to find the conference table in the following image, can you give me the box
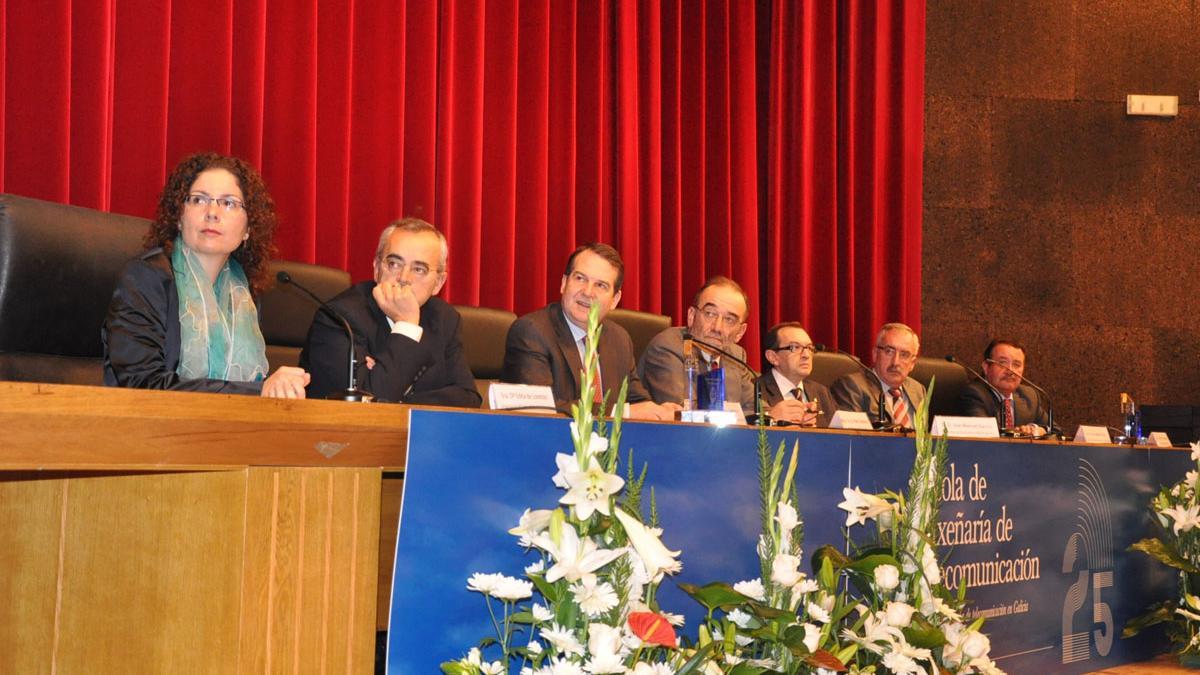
[0,381,1188,673]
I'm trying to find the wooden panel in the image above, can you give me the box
[376,473,405,629]
[53,470,247,672]
[0,474,65,674]
[239,467,381,673]
[0,381,410,470]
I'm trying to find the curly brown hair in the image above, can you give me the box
[144,152,279,295]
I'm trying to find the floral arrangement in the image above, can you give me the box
[680,382,1004,674]
[1124,441,1200,664]
[442,303,697,675]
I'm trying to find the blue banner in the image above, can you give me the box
[387,411,1191,673]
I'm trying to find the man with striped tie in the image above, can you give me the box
[960,338,1050,436]
[830,322,926,430]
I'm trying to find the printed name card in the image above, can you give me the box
[488,384,557,413]
[931,416,1001,439]
[1147,431,1173,448]
[1073,425,1112,444]
[829,410,874,431]
[678,402,744,427]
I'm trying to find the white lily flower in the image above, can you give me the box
[560,462,625,520]
[584,623,627,674]
[613,508,682,582]
[1163,504,1200,535]
[733,578,765,601]
[802,622,820,652]
[493,575,534,601]
[837,487,894,527]
[921,596,962,622]
[531,526,624,583]
[570,576,619,617]
[510,508,556,543]
[874,563,900,590]
[552,453,582,489]
[770,553,803,587]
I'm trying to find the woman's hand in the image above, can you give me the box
[261,366,311,399]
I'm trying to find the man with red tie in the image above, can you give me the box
[830,322,926,430]
[960,338,1050,436]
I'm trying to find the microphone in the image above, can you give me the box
[823,345,902,432]
[984,358,1058,438]
[682,331,767,424]
[276,271,373,402]
[946,355,1007,431]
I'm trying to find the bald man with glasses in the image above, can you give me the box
[637,276,757,414]
[757,322,837,427]
[830,322,926,429]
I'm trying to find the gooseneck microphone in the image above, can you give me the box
[821,345,901,432]
[946,355,1006,431]
[681,331,766,424]
[275,271,373,402]
[985,358,1058,438]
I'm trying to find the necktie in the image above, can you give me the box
[1003,396,1015,429]
[889,387,910,428]
[790,386,807,402]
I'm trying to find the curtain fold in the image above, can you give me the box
[0,0,924,366]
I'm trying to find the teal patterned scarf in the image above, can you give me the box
[172,237,269,383]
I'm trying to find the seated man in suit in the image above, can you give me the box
[756,322,836,427]
[830,322,925,429]
[637,276,757,415]
[502,243,676,420]
[300,218,481,406]
[960,338,1050,436]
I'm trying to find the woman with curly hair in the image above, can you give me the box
[102,152,309,397]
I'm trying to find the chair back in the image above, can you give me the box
[606,308,672,362]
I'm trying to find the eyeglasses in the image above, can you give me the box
[184,193,245,212]
[771,343,815,355]
[875,345,916,362]
[379,255,441,280]
[695,306,743,329]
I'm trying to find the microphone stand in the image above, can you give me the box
[945,355,1007,433]
[822,345,903,433]
[682,332,772,425]
[985,358,1059,439]
[276,271,373,402]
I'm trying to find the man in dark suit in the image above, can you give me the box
[960,338,1050,435]
[830,322,926,429]
[756,322,836,427]
[502,243,676,420]
[300,218,481,406]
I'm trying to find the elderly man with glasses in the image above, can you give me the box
[637,276,758,415]
[830,322,926,430]
[756,322,837,427]
[299,217,481,406]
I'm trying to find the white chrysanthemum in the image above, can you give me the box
[541,623,585,656]
[526,559,547,575]
[711,627,752,648]
[534,657,587,675]
[570,576,619,617]
[1190,440,1200,462]
[793,576,819,595]
[727,608,753,628]
[662,611,685,627]
[921,596,962,622]
[733,578,765,601]
[493,575,535,601]
[630,663,674,675]
[806,601,831,624]
[532,603,554,622]
[467,572,505,595]
[528,640,544,655]
[882,651,921,674]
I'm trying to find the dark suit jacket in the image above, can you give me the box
[830,370,926,428]
[102,249,262,394]
[960,381,1050,429]
[300,282,481,407]
[756,370,837,428]
[502,303,650,414]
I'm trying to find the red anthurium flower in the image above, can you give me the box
[628,611,677,648]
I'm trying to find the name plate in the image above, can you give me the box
[679,402,745,427]
[931,415,1000,439]
[487,383,557,413]
[829,410,874,431]
[1148,431,1173,448]
[1073,425,1112,444]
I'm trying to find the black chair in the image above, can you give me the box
[454,305,518,404]
[259,261,352,370]
[808,350,863,390]
[910,356,969,417]
[607,308,671,362]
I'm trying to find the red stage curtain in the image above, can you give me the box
[0,0,923,364]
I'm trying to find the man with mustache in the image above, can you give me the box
[960,338,1050,436]
[503,242,677,420]
[830,322,926,429]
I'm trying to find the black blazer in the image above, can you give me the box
[102,249,262,394]
[300,281,481,407]
[502,302,650,414]
[756,370,837,428]
[959,381,1050,429]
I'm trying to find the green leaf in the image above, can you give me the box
[1122,602,1175,638]
[845,552,902,574]
[1130,537,1200,573]
[744,599,795,621]
[530,574,558,604]
[812,544,851,575]
[674,641,719,675]
[728,664,769,675]
[902,614,947,649]
[439,663,472,675]
[678,582,753,612]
